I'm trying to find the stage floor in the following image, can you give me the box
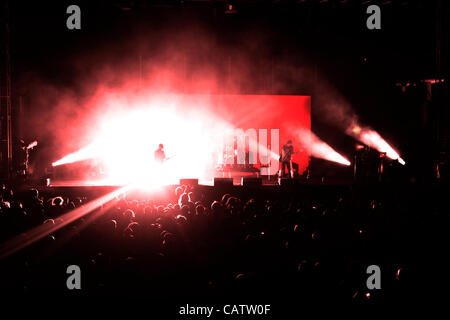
[48,177,282,188]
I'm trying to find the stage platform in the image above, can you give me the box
[30,177,355,204]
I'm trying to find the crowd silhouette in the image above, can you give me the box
[0,181,447,305]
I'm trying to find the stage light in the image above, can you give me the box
[52,96,232,188]
[352,126,361,135]
[225,3,238,14]
[296,128,351,166]
[52,94,311,186]
[347,125,405,165]
[52,143,98,166]
[358,129,405,165]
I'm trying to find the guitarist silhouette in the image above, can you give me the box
[154,144,167,164]
[279,140,296,179]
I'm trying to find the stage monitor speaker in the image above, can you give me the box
[241,177,262,187]
[279,178,300,186]
[179,179,198,186]
[214,177,234,188]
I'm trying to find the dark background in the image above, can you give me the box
[3,0,450,182]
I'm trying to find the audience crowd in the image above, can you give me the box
[0,181,447,305]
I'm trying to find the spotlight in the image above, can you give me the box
[352,126,361,135]
[348,126,405,165]
[225,3,238,14]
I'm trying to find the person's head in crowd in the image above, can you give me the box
[225,196,240,209]
[175,186,184,198]
[28,188,39,199]
[176,214,187,225]
[211,200,224,217]
[123,209,136,222]
[195,204,205,216]
[52,197,64,207]
[180,205,189,217]
[106,219,117,232]
[162,232,178,251]
[43,218,55,225]
[221,194,231,205]
[124,222,140,238]
[179,193,189,207]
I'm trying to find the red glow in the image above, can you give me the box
[52,94,312,185]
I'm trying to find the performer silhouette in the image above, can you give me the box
[154,144,166,164]
[280,140,294,179]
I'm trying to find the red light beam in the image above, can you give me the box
[349,126,405,165]
[297,129,351,166]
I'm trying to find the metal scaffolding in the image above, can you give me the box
[0,0,12,179]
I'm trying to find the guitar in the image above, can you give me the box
[279,150,298,162]
[163,155,176,162]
